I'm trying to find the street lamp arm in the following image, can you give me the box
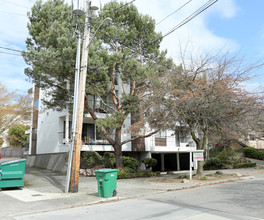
[87,17,112,48]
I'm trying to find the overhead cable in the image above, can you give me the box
[163,0,218,39]
[0,0,30,9]
[0,10,27,17]
[0,51,22,56]
[156,0,192,26]
[0,46,23,53]
[149,0,218,46]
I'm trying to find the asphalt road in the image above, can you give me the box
[14,176,264,220]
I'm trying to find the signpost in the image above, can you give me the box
[193,152,204,161]
[189,150,204,180]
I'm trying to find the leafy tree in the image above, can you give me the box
[23,0,173,168]
[7,124,30,148]
[23,0,76,110]
[151,50,264,176]
[0,82,31,135]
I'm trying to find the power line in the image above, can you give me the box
[95,0,217,59]
[0,46,23,53]
[0,10,27,17]
[163,0,218,38]
[149,0,218,46]
[0,46,77,65]
[0,0,30,9]
[0,51,22,56]
[156,0,192,26]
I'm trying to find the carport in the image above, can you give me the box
[151,150,204,175]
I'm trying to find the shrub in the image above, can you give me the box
[215,170,224,175]
[203,157,223,170]
[117,170,160,179]
[178,174,189,179]
[233,162,256,169]
[200,176,208,180]
[103,152,116,168]
[82,151,103,168]
[122,156,139,173]
[243,147,257,158]
[122,166,135,173]
[142,158,157,170]
[209,146,224,158]
[218,150,234,161]
[243,147,264,160]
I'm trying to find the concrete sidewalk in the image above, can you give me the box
[1,165,264,220]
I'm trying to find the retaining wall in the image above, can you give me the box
[26,152,68,173]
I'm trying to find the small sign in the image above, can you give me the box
[193,152,204,161]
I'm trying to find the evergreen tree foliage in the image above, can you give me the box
[23,0,174,168]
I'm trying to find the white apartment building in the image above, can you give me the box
[28,84,197,172]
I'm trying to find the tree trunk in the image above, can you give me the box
[114,128,124,169]
[114,145,123,169]
[196,130,208,177]
[131,112,145,151]
[196,161,204,176]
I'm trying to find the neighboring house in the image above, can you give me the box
[244,133,264,149]
[28,85,197,172]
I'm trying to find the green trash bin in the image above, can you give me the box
[0,159,27,189]
[94,169,119,198]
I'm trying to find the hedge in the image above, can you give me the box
[233,162,256,169]
[203,157,223,170]
[117,171,160,179]
[122,156,139,173]
[243,147,264,160]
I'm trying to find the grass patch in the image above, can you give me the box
[178,174,189,179]
[200,176,208,180]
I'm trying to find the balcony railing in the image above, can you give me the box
[87,99,116,114]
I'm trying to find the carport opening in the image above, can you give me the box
[152,153,190,172]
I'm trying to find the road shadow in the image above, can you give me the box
[26,167,65,192]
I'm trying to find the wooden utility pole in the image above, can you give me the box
[69,0,91,193]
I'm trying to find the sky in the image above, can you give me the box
[0,0,263,94]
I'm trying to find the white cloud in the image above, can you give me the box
[0,0,242,92]
[211,0,240,19]
[0,0,33,92]
[130,0,240,59]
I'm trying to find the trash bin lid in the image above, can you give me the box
[0,159,26,165]
[94,169,119,173]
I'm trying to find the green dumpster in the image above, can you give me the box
[0,159,26,189]
[94,169,119,198]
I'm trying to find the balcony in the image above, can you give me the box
[87,98,116,114]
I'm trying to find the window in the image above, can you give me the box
[82,123,95,144]
[155,130,166,138]
[96,126,103,140]
[155,130,167,146]
[175,127,190,144]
